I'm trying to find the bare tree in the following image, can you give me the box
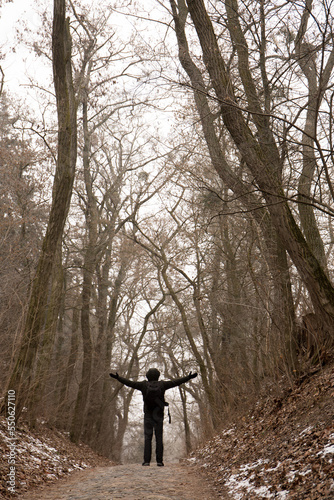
[0,95,46,390]
[168,0,334,363]
[2,0,77,422]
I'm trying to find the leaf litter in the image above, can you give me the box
[0,418,112,498]
[187,362,334,499]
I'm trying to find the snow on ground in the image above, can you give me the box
[0,417,112,498]
[189,423,334,499]
[187,363,334,499]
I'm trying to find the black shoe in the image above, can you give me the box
[157,462,164,466]
[142,462,150,466]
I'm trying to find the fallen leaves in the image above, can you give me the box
[188,363,334,499]
[0,419,113,498]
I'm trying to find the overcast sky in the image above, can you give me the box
[0,0,155,99]
[0,0,52,97]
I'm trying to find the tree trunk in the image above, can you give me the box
[179,386,192,454]
[109,390,134,463]
[70,93,97,443]
[83,256,125,445]
[28,240,64,427]
[55,304,80,428]
[294,3,333,274]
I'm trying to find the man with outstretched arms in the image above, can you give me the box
[109,367,198,466]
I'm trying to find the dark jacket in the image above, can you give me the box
[116,374,193,414]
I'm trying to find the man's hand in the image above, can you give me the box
[188,371,198,379]
[109,372,119,379]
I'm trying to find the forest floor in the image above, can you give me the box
[0,360,333,499]
[190,360,334,499]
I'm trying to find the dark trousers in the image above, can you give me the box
[143,412,163,463]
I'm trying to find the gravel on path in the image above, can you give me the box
[18,463,224,499]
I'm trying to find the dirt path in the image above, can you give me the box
[18,463,224,499]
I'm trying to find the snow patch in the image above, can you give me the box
[225,472,289,499]
[300,426,313,436]
[317,433,334,458]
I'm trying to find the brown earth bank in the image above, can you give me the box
[0,418,112,498]
[0,361,333,499]
[189,361,334,499]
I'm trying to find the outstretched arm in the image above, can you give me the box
[109,372,144,391]
[162,371,198,390]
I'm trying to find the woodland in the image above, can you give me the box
[1,0,334,465]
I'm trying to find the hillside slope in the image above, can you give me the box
[190,362,334,499]
[0,418,112,498]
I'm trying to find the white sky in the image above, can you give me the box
[0,0,168,99]
[0,0,52,97]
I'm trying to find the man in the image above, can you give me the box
[109,367,198,466]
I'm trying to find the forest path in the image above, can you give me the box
[18,463,224,499]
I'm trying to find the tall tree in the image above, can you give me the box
[3,0,77,421]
